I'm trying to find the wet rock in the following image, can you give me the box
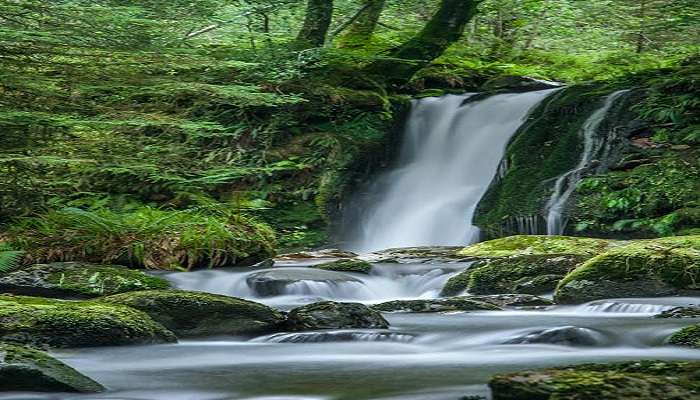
[655,306,700,319]
[287,301,389,330]
[275,249,359,261]
[466,294,554,308]
[0,294,176,348]
[246,269,361,297]
[311,258,372,274]
[362,246,466,264]
[554,236,700,304]
[668,324,700,348]
[100,290,286,337]
[489,360,700,400]
[0,262,170,299]
[256,330,414,343]
[0,342,104,392]
[503,326,601,346]
[482,75,564,92]
[372,297,501,313]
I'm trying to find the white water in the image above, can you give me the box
[349,90,559,252]
[545,90,630,235]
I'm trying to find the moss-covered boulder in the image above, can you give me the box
[443,255,583,296]
[0,262,170,299]
[287,301,389,331]
[489,360,700,400]
[100,290,285,337]
[554,236,700,304]
[668,324,700,348]
[0,342,104,392]
[457,235,615,258]
[0,295,176,348]
[372,297,501,313]
[310,258,372,274]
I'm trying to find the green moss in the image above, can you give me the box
[0,342,104,392]
[0,262,170,298]
[458,235,616,258]
[467,255,582,295]
[311,258,372,274]
[100,289,285,337]
[555,236,700,303]
[668,324,700,348]
[655,306,700,319]
[0,294,176,348]
[490,360,700,400]
[441,269,474,297]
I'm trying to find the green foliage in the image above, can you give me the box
[0,244,24,273]
[6,207,276,270]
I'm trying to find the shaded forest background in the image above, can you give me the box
[0,0,698,270]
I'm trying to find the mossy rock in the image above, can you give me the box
[0,342,104,392]
[466,294,554,308]
[0,262,170,299]
[457,235,615,258]
[287,301,389,331]
[655,306,700,319]
[441,254,583,297]
[310,258,372,274]
[372,298,501,313]
[100,290,286,337]
[468,255,582,295]
[668,324,700,348]
[489,360,700,400]
[554,236,700,304]
[365,246,465,263]
[0,295,176,348]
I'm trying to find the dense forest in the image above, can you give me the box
[0,0,699,399]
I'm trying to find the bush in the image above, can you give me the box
[5,207,275,270]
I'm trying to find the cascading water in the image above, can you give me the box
[545,90,630,235]
[347,89,560,252]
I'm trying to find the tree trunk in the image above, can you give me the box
[636,0,647,53]
[295,0,334,49]
[364,0,482,85]
[336,0,386,48]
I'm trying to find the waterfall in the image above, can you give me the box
[347,89,560,252]
[545,90,630,235]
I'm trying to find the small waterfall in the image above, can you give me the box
[545,90,630,235]
[348,89,560,252]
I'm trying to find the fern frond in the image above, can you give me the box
[0,244,25,273]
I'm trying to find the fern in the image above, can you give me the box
[0,244,24,273]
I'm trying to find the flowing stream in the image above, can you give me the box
[347,90,559,252]
[18,262,700,400]
[545,90,630,235]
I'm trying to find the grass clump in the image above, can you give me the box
[5,207,275,271]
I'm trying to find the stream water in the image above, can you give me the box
[8,262,700,400]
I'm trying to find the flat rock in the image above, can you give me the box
[372,297,501,313]
[362,246,466,264]
[0,342,104,392]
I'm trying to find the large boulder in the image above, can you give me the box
[0,262,170,299]
[489,361,700,400]
[311,259,372,274]
[0,342,104,392]
[0,295,176,348]
[442,255,582,296]
[554,236,700,304]
[100,290,286,337]
[668,324,700,348]
[372,297,501,313]
[246,269,361,297]
[287,301,389,331]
